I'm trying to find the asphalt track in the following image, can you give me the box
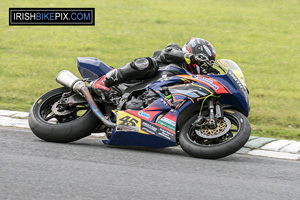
[1,127,300,200]
[1,109,300,160]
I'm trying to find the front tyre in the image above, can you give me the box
[28,87,100,143]
[179,109,251,159]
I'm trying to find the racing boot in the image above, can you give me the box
[91,68,121,97]
[92,74,111,97]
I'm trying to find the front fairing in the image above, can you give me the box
[215,59,248,89]
[150,60,250,116]
[205,59,250,116]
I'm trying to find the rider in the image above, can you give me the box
[92,37,216,93]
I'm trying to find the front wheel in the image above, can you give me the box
[179,109,251,159]
[28,87,101,143]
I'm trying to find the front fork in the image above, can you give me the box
[193,96,223,128]
[208,98,216,126]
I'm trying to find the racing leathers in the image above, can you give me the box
[92,43,197,91]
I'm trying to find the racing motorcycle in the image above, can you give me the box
[28,57,251,159]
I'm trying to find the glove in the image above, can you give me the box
[184,53,209,66]
[192,54,209,66]
[183,53,194,64]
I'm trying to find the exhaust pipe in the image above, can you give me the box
[56,70,85,93]
[56,70,116,128]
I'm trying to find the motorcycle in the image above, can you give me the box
[28,57,251,159]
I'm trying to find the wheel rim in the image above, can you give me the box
[38,91,89,124]
[187,114,241,146]
[195,117,231,139]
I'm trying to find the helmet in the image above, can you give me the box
[182,37,216,61]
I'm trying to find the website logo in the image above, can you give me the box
[9,8,95,26]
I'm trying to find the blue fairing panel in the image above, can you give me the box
[76,57,113,80]
[209,74,250,116]
[102,131,177,148]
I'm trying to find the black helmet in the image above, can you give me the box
[182,37,216,61]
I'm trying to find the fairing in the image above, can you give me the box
[217,59,247,87]
[95,58,250,148]
[76,57,113,80]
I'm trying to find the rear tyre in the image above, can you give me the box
[179,109,251,159]
[28,87,101,143]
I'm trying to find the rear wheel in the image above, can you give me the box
[28,87,101,143]
[179,109,251,159]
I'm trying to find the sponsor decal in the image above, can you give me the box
[141,120,175,141]
[191,75,219,90]
[138,110,150,119]
[141,121,157,135]
[126,110,161,121]
[227,70,249,104]
[157,116,176,132]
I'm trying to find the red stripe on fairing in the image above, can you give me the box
[178,75,230,94]
[172,93,187,102]
[125,110,161,121]
[202,75,232,94]
[175,104,180,110]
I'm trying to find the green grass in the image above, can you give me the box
[1,0,299,140]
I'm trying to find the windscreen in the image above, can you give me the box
[216,59,247,86]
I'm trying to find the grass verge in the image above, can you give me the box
[0,0,299,140]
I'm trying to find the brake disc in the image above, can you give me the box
[195,117,231,139]
[51,101,76,116]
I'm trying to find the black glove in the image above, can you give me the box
[184,53,209,65]
[192,54,209,66]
